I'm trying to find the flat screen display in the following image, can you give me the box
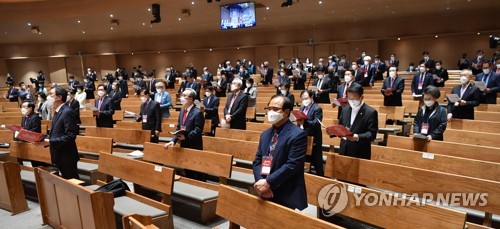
[220,2,256,30]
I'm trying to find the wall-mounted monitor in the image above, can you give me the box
[220,2,256,30]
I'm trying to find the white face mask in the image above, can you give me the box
[97,91,105,97]
[348,99,361,108]
[424,100,435,107]
[344,76,352,83]
[390,57,395,60]
[180,97,188,105]
[267,110,284,125]
[21,86,26,90]
[364,61,369,66]
[66,95,71,101]
[205,92,211,97]
[111,85,116,90]
[118,77,123,80]
[21,108,29,115]
[460,76,469,85]
[435,65,442,70]
[318,75,324,79]
[352,65,357,70]
[230,84,238,92]
[389,71,396,78]
[156,89,162,94]
[141,97,148,103]
[482,69,490,75]
[419,67,426,73]
[246,83,252,88]
[46,96,55,107]
[302,99,311,107]
[279,72,285,77]
[280,89,287,95]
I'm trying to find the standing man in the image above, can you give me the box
[67,89,81,125]
[84,77,95,100]
[475,62,499,104]
[359,56,375,87]
[334,70,359,119]
[262,61,273,85]
[297,90,323,176]
[411,63,434,96]
[18,82,33,104]
[164,68,177,89]
[471,49,486,75]
[145,75,157,95]
[312,69,331,104]
[381,67,405,106]
[42,87,79,179]
[21,101,41,133]
[118,74,129,98]
[154,82,172,118]
[37,71,46,92]
[291,64,306,90]
[68,75,79,91]
[109,82,122,110]
[186,75,201,101]
[253,95,308,210]
[432,61,449,87]
[447,70,481,121]
[201,67,214,89]
[164,89,205,181]
[327,84,378,159]
[201,86,219,136]
[94,84,115,128]
[135,89,162,143]
[223,79,248,130]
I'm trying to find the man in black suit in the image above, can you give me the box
[447,70,481,121]
[297,90,323,176]
[253,95,308,210]
[109,82,122,110]
[372,55,386,81]
[224,79,248,130]
[68,75,79,91]
[420,51,436,70]
[356,51,367,65]
[334,70,360,119]
[42,87,79,179]
[312,70,331,104]
[359,56,376,87]
[351,62,365,85]
[291,64,307,90]
[94,84,115,128]
[327,84,378,159]
[387,53,400,70]
[164,88,205,181]
[262,61,273,85]
[145,75,157,95]
[117,75,128,98]
[86,68,97,82]
[5,83,19,102]
[475,62,500,104]
[67,89,81,125]
[164,68,177,89]
[431,60,449,87]
[21,101,47,167]
[135,89,162,143]
[201,86,219,136]
[83,78,95,100]
[185,75,201,100]
[412,63,434,96]
[381,67,405,106]
[201,67,214,89]
[326,66,340,93]
[471,49,486,75]
[215,74,228,98]
[133,76,146,96]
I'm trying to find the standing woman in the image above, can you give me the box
[413,86,448,141]
[243,78,257,107]
[75,85,87,109]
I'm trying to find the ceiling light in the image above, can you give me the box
[82,31,86,34]
[183,50,186,53]
[178,18,182,21]
[209,49,212,51]
[77,20,81,24]
[435,35,438,38]
[477,32,481,35]
[148,8,151,11]
[266,6,270,10]
[131,53,134,55]
[38,32,42,35]
[142,22,146,26]
[191,1,194,4]
[318,1,322,4]
[110,27,114,30]
[397,37,401,40]
[158,51,161,54]
[27,22,31,26]
[110,14,114,18]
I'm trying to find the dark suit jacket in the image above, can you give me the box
[6,88,19,102]
[421,58,436,69]
[352,69,364,85]
[136,100,162,135]
[172,106,204,150]
[299,103,322,147]
[215,79,227,97]
[357,65,375,86]
[293,71,307,90]
[264,67,274,84]
[411,72,434,95]
[224,92,248,130]
[201,73,213,88]
[84,81,95,99]
[95,96,114,128]
[119,80,129,97]
[252,121,308,210]
[431,68,449,87]
[165,72,177,89]
[146,79,157,94]
[68,80,80,89]
[49,104,79,165]
[413,105,448,141]
[313,77,331,104]
[22,112,41,133]
[69,98,81,124]
[186,81,201,100]
[109,89,122,110]
[447,84,481,119]
[371,62,386,80]
[134,80,146,94]
[338,103,378,159]
[475,72,500,104]
[203,95,220,127]
[381,77,405,106]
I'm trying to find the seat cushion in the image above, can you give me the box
[21,170,36,183]
[230,171,255,184]
[233,158,252,166]
[114,196,167,218]
[84,185,100,190]
[173,182,218,202]
[77,161,98,172]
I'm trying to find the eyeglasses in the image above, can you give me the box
[266,107,283,112]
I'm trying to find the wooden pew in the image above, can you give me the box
[216,128,261,142]
[448,119,500,134]
[476,104,500,112]
[216,184,343,229]
[0,116,21,125]
[98,153,175,229]
[113,110,124,121]
[34,168,116,229]
[246,122,271,132]
[474,111,500,122]
[123,214,159,229]
[324,153,500,219]
[143,142,233,223]
[85,127,150,145]
[371,145,500,182]
[304,173,468,228]
[0,161,28,215]
[80,116,97,127]
[387,135,500,163]
[443,129,500,148]
[203,136,257,162]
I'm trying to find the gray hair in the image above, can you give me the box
[232,78,243,86]
[424,85,441,99]
[184,88,197,100]
[155,82,164,88]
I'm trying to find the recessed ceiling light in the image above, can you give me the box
[142,22,146,26]
[27,23,31,26]
[158,51,160,54]
[435,35,438,38]
[397,38,401,40]
[183,50,186,53]
[477,32,481,35]
[110,14,114,18]
[178,18,181,21]
[38,32,42,35]
[318,1,322,4]
[191,1,194,4]
[237,47,240,50]
[77,20,81,24]
[131,53,134,55]
[209,49,212,51]
[266,6,270,10]
[82,31,86,34]
[148,8,151,11]
[110,27,114,30]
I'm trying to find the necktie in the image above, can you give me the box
[460,86,467,98]
[269,132,278,156]
[98,98,103,109]
[343,84,349,98]
[207,97,211,106]
[317,79,322,88]
[23,116,29,127]
[229,93,237,113]
[390,79,394,88]
[419,74,424,84]
[182,109,189,126]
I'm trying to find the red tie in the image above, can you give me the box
[270,133,278,156]
[343,83,349,98]
[182,109,189,126]
[98,98,103,109]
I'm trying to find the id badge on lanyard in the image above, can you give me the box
[421,123,429,134]
[142,115,148,123]
[261,156,272,175]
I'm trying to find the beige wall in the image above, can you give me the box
[0,10,498,84]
